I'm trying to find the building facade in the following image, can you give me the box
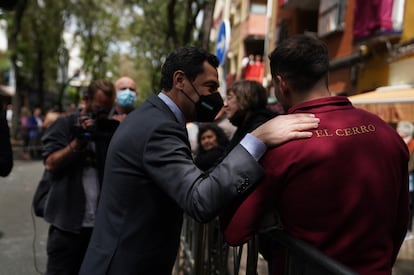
[212,0,414,121]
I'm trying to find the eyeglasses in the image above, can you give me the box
[226,94,236,101]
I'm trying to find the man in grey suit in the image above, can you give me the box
[80,46,319,274]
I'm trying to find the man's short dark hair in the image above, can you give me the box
[160,46,219,91]
[87,79,116,99]
[269,34,329,92]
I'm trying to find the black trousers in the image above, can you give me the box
[46,225,93,275]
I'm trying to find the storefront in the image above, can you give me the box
[348,88,414,123]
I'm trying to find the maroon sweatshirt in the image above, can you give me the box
[222,96,409,275]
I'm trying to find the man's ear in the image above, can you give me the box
[173,71,186,89]
[277,75,289,97]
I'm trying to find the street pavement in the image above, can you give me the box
[0,160,48,275]
[0,160,413,275]
[394,236,414,275]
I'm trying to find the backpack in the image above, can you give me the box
[31,114,76,218]
[32,169,51,217]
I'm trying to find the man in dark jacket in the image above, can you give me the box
[41,79,118,275]
[79,46,319,275]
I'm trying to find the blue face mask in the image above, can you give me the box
[117,89,136,107]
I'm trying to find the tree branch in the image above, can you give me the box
[166,0,178,47]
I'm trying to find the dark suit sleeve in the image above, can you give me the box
[194,147,225,171]
[143,121,264,223]
[0,111,13,177]
[220,151,282,246]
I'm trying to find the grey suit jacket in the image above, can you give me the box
[80,94,264,275]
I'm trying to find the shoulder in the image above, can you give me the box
[52,114,76,129]
[42,114,75,142]
[114,108,186,152]
[249,110,276,128]
[44,112,61,128]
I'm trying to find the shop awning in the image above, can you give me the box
[348,88,414,123]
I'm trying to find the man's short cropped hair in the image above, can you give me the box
[87,79,116,99]
[160,46,219,91]
[269,34,329,93]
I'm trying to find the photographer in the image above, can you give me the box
[41,79,118,275]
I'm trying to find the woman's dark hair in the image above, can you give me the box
[227,80,268,112]
[160,46,219,91]
[196,123,229,153]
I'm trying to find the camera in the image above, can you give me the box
[72,113,95,139]
[72,113,119,141]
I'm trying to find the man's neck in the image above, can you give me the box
[291,82,331,106]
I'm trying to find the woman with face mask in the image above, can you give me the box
[224,80,279,151]
[223,80,280,269]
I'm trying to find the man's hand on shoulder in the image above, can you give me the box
[251,113,319,147]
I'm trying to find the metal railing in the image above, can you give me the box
[174,216,357,275]
[173,216,228,275]
[261,228,358,275]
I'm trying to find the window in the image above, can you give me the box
[250,4,266,14]
[318,0,346,37]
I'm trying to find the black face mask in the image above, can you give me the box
[194,92,223,122]
[182,81,224,122]
[229,109,247,127]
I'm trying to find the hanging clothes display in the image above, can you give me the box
[353,0,404,41]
